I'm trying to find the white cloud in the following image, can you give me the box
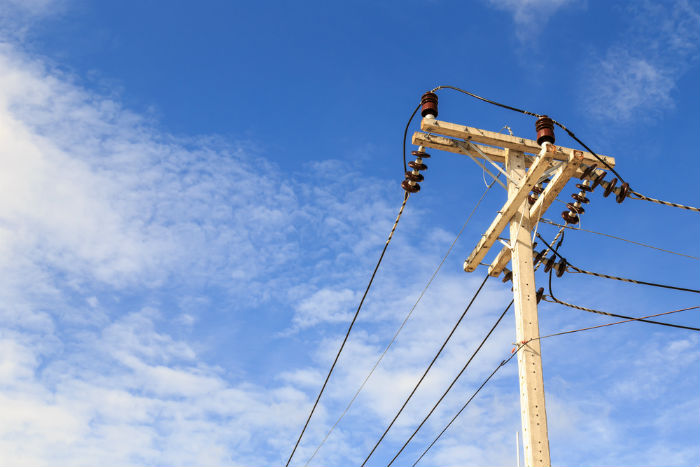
[582,0,700,121]
[486,0,577,42]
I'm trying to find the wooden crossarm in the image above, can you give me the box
[487,150,584,276]
[463,148,553,272]
[421,118,615,169]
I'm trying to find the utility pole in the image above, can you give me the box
[506,147,550,466]
[410,109,615,467]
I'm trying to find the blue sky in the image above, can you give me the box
[0,0,698,466]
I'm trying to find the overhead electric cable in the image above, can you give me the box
[285,191,410,467]
[628,191,700,212]
[359,274,491,467]
[540,218,699,260]
[386,300,514,467]
[412,350,518,467]
[403,103,422,173]
[535,233,700,294]
[302,175,501,466]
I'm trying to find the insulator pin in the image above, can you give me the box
[420,92,438,118]
[535,116,555,145]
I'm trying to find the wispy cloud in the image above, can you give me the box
[486,0,577,42]
[582,0,700,121]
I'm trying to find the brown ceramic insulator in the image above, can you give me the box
[571,193,590,204]
[404,171,424,182]
[536,287,545,304]
[420,92,438,118]
[412,150,431,159]
[566,202,585,214]
[535,115,555,145]
[528,194,538,205]
[543,256,556,273]
[603,177,618,198]
[531,185,545,194]
[408,160,428,171]
[580,164,598,180]
[591,172,606,191]
[533,249,546,266]
[561,210,579,224]
[555,258,567,277]
[401,180,421,193]
[575,183,593,192]
[502,270,513,283]
[616,182,629,204]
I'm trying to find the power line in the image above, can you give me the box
[628,191,700,213]
[359,274,491,467]
[412,350,518,467]
[386,300,513,467]
[412,304,699,467]
[535,233,700,294]
[539,218,699,261]
[403,103,422,173]
[285,192,410,467]
[302,175,500,466]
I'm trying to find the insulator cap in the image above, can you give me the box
[566,202,585,214]
[571,193,590,204]
[591,172,606,191]
[405,171,424,182]
[580,164,598,180]
[535,116,555,145]
[401,180,421,193]
[408,160,428,171]
[555,258,567,277]
[536,287,544,304]
[502,270,513,283]
[561,210,579,224]
[603,177,618,198]
[420,92,438,118]
[412,150,431,159]
[616,182,629,204]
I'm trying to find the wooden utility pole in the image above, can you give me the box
[410,116,615,467]
[506,148,550,466]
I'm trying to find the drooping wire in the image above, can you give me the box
[540,218,699,260]
[285,191,410,467]
[302,175,501,466]
[412,350,518,467]
[359,274,491,467]
[535,233,700,294]
[543,235,699,331]
[386,300,514,467]
[429,85,625,182]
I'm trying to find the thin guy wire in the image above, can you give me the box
[386,300,514,467]
[302,176,500,466]
[535,233,700,294]
[359,274,491,467]
[628,191,700,212]
[286,191,410,467]
[533,306,700,341]
[540,218,699,260]
[412,350,518,467]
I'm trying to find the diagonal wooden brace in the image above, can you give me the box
[487,150,584,276]
[463,147,553,272]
